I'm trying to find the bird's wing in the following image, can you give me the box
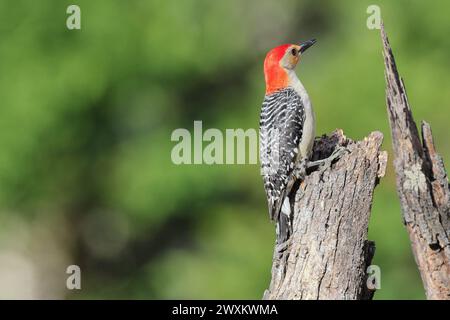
[259,88,305,222]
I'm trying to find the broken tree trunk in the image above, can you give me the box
[264,130,387,300]
[381,24,450,300]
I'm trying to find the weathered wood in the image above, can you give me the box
[381,24,450,300]
[264,130,386,300]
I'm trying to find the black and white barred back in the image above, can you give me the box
[259,87,305,243]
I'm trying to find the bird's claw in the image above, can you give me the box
[293,160,307,180]
[306,146,348,171]
[275,238,292,253]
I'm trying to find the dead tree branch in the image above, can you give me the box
[381,24,450,300]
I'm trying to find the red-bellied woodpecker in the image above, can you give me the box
[259,39,317,247]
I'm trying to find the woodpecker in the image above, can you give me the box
[259,39,317,246]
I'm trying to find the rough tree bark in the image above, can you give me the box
[381,24,450,299]
[264,130,387,300]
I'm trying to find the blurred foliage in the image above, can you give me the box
[0,0,449,299]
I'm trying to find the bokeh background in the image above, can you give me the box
[0,0,448,299]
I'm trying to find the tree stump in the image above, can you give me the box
[264,130,387,299]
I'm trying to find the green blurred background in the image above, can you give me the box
[0,0,448,299]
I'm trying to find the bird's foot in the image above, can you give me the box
[306,146,348,173]
[275,238,292,253]
[293,160,307,180]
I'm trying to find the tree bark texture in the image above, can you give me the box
[381,25,450,299]
[264,130,387,300]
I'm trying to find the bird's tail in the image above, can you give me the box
[277,210,291,244]
[271,196,292,245]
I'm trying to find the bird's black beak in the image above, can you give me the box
[299,39,317,53]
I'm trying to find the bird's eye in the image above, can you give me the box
[291,48,297,56]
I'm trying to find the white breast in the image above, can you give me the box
[287,70,316,160]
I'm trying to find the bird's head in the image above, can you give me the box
[263,39,316,94]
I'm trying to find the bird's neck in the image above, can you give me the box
[265,68,308,97]
[264,66,289,95]
[286,70,305,91]
[286,70,312,111]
